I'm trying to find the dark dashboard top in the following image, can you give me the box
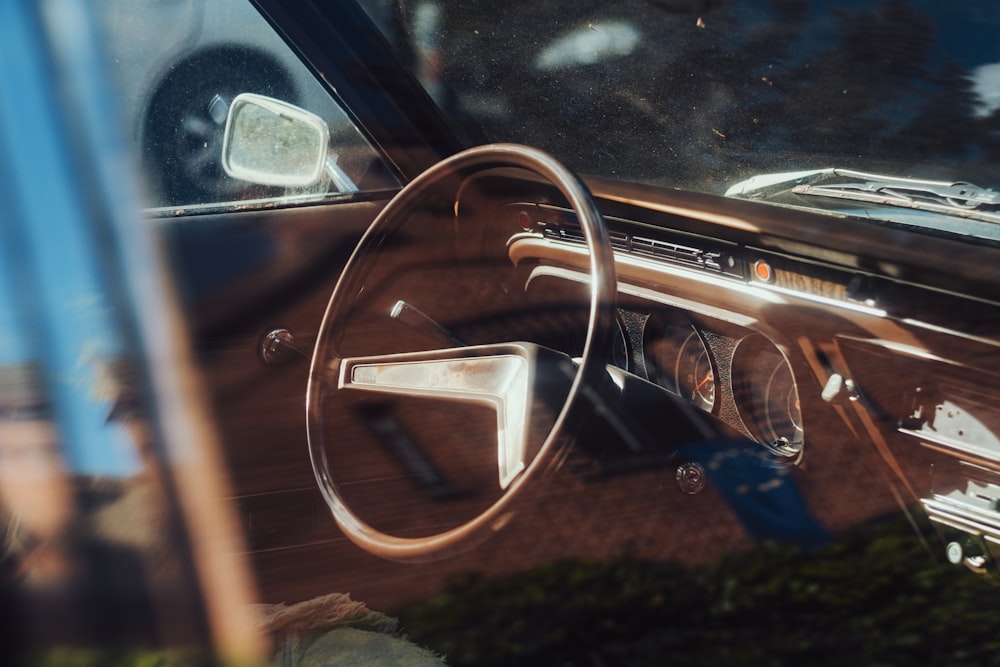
[586,176,1000,305]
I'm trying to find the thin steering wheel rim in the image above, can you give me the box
[306,143,617,562]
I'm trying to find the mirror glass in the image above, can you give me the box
[222,93,329,187]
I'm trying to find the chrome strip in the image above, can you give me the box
[526,264,759,328]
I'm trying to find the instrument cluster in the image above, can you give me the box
[613,306,803,458]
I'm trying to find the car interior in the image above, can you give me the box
[5,0,1000,664]
[174,0,1000,659]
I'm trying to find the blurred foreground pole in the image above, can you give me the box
[0,0,266,661]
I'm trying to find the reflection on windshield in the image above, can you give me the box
[973,61,1000,117]
[726,168,1000,242]
[361,0,1000,233]
[535,20,640,70]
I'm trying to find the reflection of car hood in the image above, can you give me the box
[725,168,1000,243]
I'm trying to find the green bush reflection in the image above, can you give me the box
[397,515,1000,666]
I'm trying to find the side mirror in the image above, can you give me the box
[221,93,329,187]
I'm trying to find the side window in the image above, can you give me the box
[97,0,399,213]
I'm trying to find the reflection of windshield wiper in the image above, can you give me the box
[795,168,1000,211]
[726,168,1000,227]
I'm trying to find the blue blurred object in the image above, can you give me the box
[679,440,833,549]
[0,0,143,476]
[0,1,257,660]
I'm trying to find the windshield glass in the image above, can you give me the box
[360,0,1000,239]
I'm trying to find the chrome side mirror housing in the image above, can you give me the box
[221,93,329,187]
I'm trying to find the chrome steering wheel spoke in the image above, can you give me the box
[339,343,564,489]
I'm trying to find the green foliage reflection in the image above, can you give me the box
[397,517,1000,667]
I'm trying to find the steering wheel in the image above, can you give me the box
[307,144,616,562]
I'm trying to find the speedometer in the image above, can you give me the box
[732,334,803,457]
[645,311,717,414]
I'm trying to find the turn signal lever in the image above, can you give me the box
[390,300,465,348]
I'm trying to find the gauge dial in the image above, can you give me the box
[645,311,717,414]
[676,331,716,413]
[763,356,803,453]
[732,335,803,457]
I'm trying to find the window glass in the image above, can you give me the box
[96,0,399,213]
[360,0,1000,191]
[359,0,1000,242]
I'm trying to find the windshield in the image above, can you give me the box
[360,0,1000,238]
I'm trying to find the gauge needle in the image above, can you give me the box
[692,371,714,396]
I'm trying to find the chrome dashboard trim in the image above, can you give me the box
[509,235,891,321]
[526,264,759,329]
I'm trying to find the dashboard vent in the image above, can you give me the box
[632,236,701,264]
[541,223,629,251]
[538,218,745,280]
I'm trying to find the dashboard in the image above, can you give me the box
[238,161,1000,593]
[205,157,1000,608]
[460,170,1000,579]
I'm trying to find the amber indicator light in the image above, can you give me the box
[753,260,773,283]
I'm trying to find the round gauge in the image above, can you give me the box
[645,311,717,413]
[764,360,803,450]
[675,330,716,412]
[732,335,803,457]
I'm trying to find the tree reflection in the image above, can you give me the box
[399,0,1000,190]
